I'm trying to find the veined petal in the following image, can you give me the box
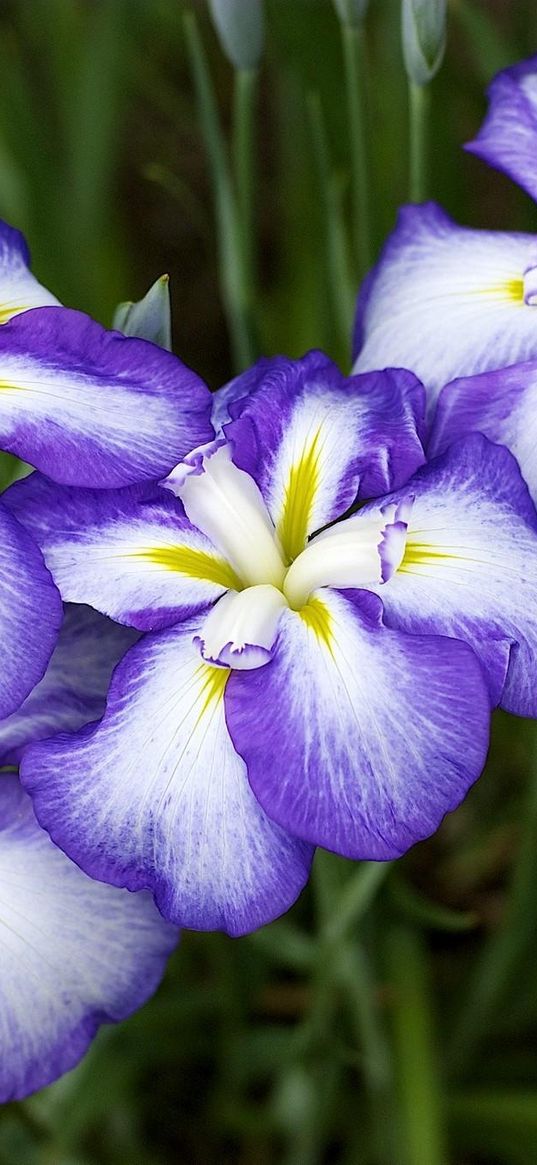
[283,500,411,609]
[0,775,176,1103]
[0,605,138,765]
[353,202,537,407]
[5,474,236,630]
[225,589,490,859]
[0,219,59,321]
[195,585,288,669]
[21,622,313,937]
[220,351,425,561]
[0,500,62,719]
[430,361,537,506]
[362,434,537,714]
[0,307,213,486]
[465,56,537,203]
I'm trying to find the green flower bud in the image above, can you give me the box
[208,0,264,71]
[401,0,446,86]
[333,0,371,25]
[113,275,172,351]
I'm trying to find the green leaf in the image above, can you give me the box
[389,874,478,932]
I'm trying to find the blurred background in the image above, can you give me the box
[1,1,537,1161]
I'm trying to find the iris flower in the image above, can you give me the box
[11,352,537,936]
[0,605,176,1103]
[353,56,537,505]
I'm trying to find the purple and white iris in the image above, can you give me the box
[353,55,537,507]
[0,50,537,1096]
[10,350,537,938]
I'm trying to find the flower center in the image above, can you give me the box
[162,439,287,589]
[162,441,411,668]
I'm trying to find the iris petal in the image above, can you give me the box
[0,218,59,320]
[353,202,537,407]
[225,588,490,859]
[0,307,213,486]
[0,499,62,719]
[0,604,138,765]
[4,474,234,630]
[465,55,537,204]
[216,351,425,557]
[21,621,313,937]
[0,775,176,1103]
[362,434,537,714]
[430,361,537,507]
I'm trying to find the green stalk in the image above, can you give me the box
[448,722,537,1075]
[341,21,373,278]
[304,854,396,1164]
[184,12,256,372]
[233,67,258,315]
[307,92,354,363]
[384,923,448,1165]
[339,943,395,1165]
[408,82,430,203]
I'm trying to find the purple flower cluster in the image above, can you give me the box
[0,54,536,1101]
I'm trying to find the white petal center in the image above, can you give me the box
[283,502,411,609]
[164,442,287,588]
[523,263,537,306]
[195,585,288,670]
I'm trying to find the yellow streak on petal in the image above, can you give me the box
[399,541,488,574]
[504,277,524,302]
[277,427,323,563]
[299,596,334,655]
[194,663,229,726]
[473,278,524,303]
[0,304,29,324]
[134,546,242,590]
[401,542,454,569]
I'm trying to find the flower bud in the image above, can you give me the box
[401,0,446,86]
[333,0,371,25]
[113,275,172,351]
[208,0,264,71]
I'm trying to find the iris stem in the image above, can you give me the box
[339,942,395,1165]
[384,922,448,1165]
[307,91,354,363]
[183,12,257,372]
[232,67,258,322]
[341,21,373,279]
[306,853,395,1164]
[447,721,537,1076]
[408,82,429,203]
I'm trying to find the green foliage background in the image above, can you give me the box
[1,1,537,1162]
